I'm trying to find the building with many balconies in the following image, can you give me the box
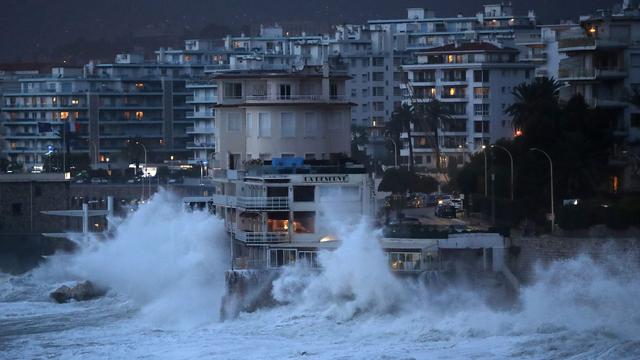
[556,1,640,191]
[401,42,534,170]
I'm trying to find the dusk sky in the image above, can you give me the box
[0,0,621,62]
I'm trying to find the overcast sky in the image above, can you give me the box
[0,0,621,62]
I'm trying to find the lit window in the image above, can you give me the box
[449,88,456,96]
[135,111,144,120]
[71,99,79,105]
[135,83,144,89]
[447,55,454,63]
[60,112,69,120]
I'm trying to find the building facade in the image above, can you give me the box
[401,42,534,170]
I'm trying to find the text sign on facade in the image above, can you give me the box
[303,175,349,183]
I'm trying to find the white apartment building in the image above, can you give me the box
[556,1,640,191]
[401,42,534,170]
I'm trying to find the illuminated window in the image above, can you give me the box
[447,55,454,63]
[449,88,456,96]
[60,112,69,120]
[71,99,79,105]
[100,155,106,162]
[430,88,437,96]
[159,139,164,144]
[135,111,144,120]
[52,97,57,104]
[135,83,144,89]
[184,55,192,62]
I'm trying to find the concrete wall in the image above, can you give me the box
[509,235,640,283]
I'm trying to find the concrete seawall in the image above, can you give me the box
[509,235,640,283]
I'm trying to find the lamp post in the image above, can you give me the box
[387,138,398,168]
[89,141,98,169]
[135,141,148,201]
[491,144,514,201]
[481,144,488,196]
[530,148,554,233]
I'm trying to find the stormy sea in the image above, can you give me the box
[1,192,639,359]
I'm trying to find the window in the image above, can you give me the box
[258,112,271,137]
[135,111,144,120]
[474,120,490,133]
[329,112,343,130]
[279,84,291,99]
[223,82,242,98]
[473,87,490,99]
[389,252,421,271]
[372,72,384,81]
[11,203,22,216]
[281,112,295,137]
[473,70,490,82]
[293,212,315,233]
[372,87,384,96]
[298,251,319,268]
[304,112,318,137]
[304,153,316,160]
[631,114,640,128]
[373,57,385,66]
[246,112,253,134]
[269,249,297,268]
[259,153,272,160]
[361,73,369,82]
[294,186,315,202]
[227,112,241,131]
[474,104,490,116]
[373,102,384,111]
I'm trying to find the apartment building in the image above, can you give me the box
[0,54,210,171]
[401,42,534,170]
[182,58,377,270]
[556,2,640,190]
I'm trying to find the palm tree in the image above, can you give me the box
[390,104,415,170]
[505,77,561,133]
[417,99,451,172]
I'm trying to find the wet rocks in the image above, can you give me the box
[50,281,107,303]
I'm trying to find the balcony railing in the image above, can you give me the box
[234,230,290,243]
[186,109,214,118]
[244,94,349,103]
[186,126,215,134]
[236,196,289,210]
[186,142,215,149]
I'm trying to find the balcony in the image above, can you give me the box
[558,37,628,52]
[558,67,627,81]
[236,196,289,211]
[243,94,350,104]
[186,96,216,104]
[186,142,215,150]
[186,127,215,134]
[186,109,214,118]
[233,230,290,243]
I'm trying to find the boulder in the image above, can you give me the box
[50,281,106,303]
[50,285,72,303]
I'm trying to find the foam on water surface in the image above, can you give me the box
[1,191,640,359]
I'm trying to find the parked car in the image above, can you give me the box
[406,194,424,208]
[435,203,456,218]
[450,198,464,212]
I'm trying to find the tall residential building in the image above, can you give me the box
[0,54,211,171]
[401,42,534,170]
[556,2,640,191]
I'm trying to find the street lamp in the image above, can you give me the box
[135,141,148,201]
[491,144,514,201]
[481,144,488,196]
[386,138,398,168]
[530,148,554,233]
